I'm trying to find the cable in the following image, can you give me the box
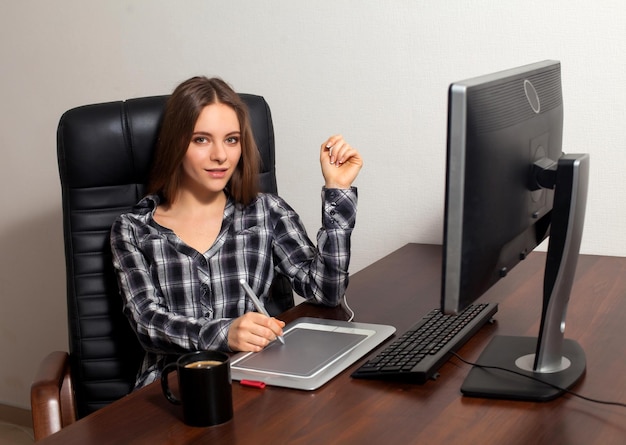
[451,352,626,408]
[342,294,355,322]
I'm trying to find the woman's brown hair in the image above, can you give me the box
[147,77,260,205]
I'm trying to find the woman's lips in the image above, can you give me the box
[205,168,228,178]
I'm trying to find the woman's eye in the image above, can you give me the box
[193,136,208,144]
[225,136,240,145]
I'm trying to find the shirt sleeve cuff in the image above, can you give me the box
[321,187,358,229]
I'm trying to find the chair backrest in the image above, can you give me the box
[57,93,292,418]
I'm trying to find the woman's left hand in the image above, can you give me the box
[320,135,363,189]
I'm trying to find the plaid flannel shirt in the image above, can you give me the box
[110,188,357,387]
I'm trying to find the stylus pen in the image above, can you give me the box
[239,279,285,345]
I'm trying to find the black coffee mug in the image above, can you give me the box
[161,350,233,427]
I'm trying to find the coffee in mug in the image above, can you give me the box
[161,350,233,427]
[184,360,223,369]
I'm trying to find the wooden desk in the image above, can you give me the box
[39,244,626,444]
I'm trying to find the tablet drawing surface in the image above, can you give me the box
[233,327,368,377]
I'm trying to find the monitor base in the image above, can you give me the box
[461,335,585,401]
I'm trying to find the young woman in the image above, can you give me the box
[110,77,363,388]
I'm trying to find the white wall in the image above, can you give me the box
[1,1,625,409]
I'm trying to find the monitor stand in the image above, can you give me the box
[462,154,589,401]
[460,335,585,401]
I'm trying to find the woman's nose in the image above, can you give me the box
[210,143,227,162]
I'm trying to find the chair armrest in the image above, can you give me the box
[31,351,77,441]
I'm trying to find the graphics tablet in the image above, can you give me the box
[230,317,395,390]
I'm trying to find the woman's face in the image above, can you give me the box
[181,102,242,197]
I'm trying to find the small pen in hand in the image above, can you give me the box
[239,279,285,345]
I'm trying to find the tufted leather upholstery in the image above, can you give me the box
[31,93,293,440]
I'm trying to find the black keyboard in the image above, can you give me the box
[351,303,498,384]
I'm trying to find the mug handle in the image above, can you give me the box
[161,362,181,405]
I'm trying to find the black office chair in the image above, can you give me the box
[30,93,293,441]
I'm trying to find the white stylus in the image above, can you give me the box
[239,279,285,345]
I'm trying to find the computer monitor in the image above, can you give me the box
[441,60,590,401]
